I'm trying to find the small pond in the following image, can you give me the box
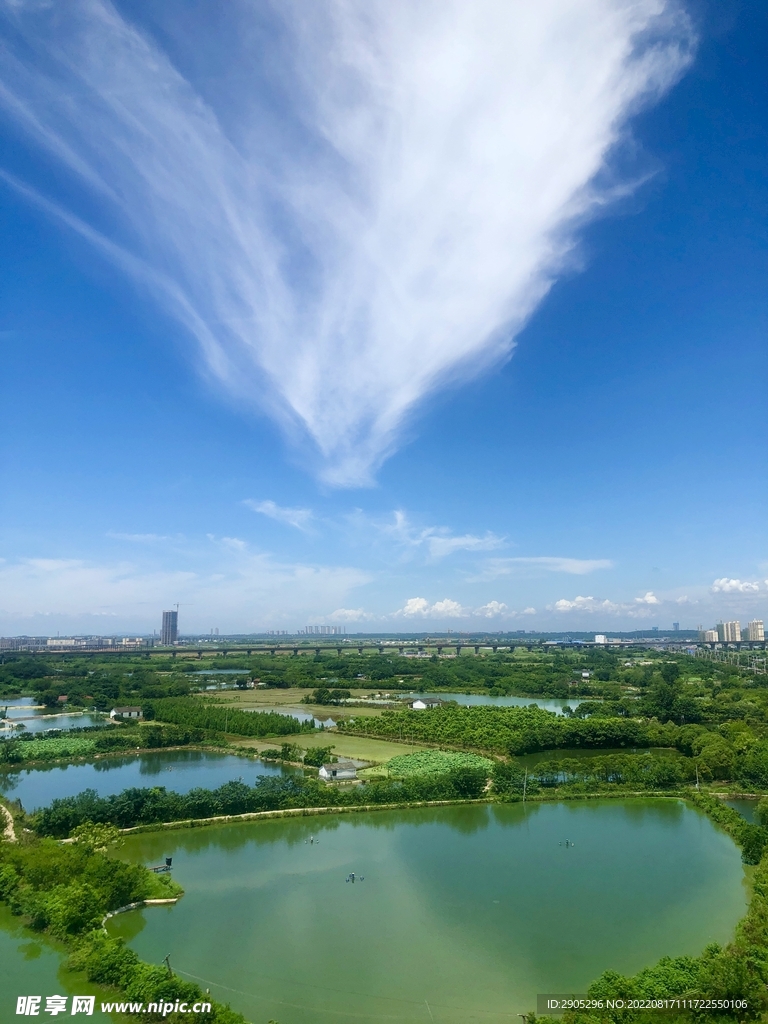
[0,712,107,734]
[0,749,294,812]
[244,706,337,728]
[725,798,762,824]
[405,692,577,715]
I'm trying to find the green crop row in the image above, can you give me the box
[383,749,494,778]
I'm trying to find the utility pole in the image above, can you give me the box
[522,768,528,804]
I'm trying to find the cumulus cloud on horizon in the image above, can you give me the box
[0,0,693,484]
[711,578,761,594]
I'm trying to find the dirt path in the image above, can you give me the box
[1,803,16,842]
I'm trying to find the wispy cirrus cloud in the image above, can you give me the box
[379,511,503,560]
[0,0,692,485]
[472,556,613,581]
[245,499,314,532]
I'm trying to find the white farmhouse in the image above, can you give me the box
[319,760,358,781]
[109,706,143,719]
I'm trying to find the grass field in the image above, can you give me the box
[235,731,430,764]
[203,688,388,718]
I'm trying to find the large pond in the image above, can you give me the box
[107,800,746,1024]
[406,692,576,715]
[0,750,294,812]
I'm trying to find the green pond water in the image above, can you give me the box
[101,799,747,1024]
[0,906,115,1021]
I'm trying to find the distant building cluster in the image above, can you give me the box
[699,620,764,643]
[299,625,346,635]
[0,636,149,651]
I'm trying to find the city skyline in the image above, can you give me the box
[0,1,765,634]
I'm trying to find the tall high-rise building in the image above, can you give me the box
[673,622,680,631]
[717,621,741,642]
[746,620,765,642]
[161,610,178,645]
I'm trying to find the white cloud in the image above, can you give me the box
[635,591,660,605]
[375,511,503,560]
[475,601,509,618]
[430,599,465,618]
[326,607,370,622]
[0,1,692,484]
[552,596,620,613]
[396,597,465,618]
[473,556,613,580]
[711,578,760,594]
[399,597,431,617]
[522,607,537,615]
[426,533,504,560]
[244,499,314,532]
[0,550,369,633]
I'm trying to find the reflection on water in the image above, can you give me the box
[110,800,746,1024]
[0,749,294,812]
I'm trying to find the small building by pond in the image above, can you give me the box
[405,697,446,710]
[110,706,143,719]
[319,760,358,781]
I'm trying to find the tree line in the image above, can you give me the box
[0,837,247,1023]
[32,769,491,837]
[147,697,313,737]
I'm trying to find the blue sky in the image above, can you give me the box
[0,0,765,636]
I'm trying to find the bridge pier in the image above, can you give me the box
[474,646,479,654]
